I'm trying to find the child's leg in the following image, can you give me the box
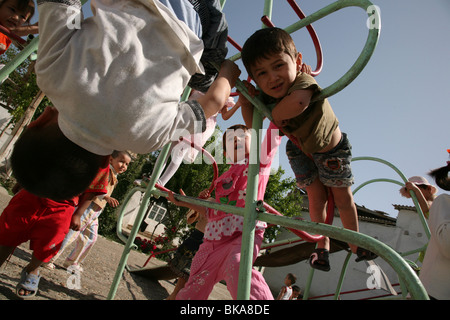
[286,140,330,250]
[75,218,99,265]
[166,277,187,300]
[0,245,15,268]
[65,218,98,267]
[49,228,79,264]
[176,240,222,300]
[17,254,44,297]
[158,141,191,186]
[305,179,330,251]
[222,231,273,300]
[331,186,358,253]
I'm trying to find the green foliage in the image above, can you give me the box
[263,166,303,243]
[0,46,52,123]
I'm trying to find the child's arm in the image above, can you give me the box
[70,192,96,231]
[10,22,39,36]
[404,182,431,219]
[167,190,207,216]
[271,88,313,127]
[197,60,241,119]
[276,286,286,300]
[237,80,259,129]
[271,63,314,127]
[220,99,241,121]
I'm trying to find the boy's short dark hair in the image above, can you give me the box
[11,124,106,201]
[242,27,298,78]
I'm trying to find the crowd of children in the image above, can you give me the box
[0,0,446,301]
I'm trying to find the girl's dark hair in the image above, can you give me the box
[11,123,106,201]
[429,163,450,191]
[241,27,298,78]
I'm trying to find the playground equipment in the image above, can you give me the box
[0,0,428,300]
[108,0,428,300]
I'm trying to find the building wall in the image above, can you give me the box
[262,208,428,300]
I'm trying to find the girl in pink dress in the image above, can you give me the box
[168,102,281,299]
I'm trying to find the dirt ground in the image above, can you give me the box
[0,187,231,301]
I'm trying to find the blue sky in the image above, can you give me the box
[43,0,448,217]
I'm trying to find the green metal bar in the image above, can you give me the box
[0,36,38,83]
[285,0,380,101]
[230,0,380,104]
[262,0,273,21]
[107,143,171,299]
[334,251,352,300]
[257,212,428,300]
[302,267,315,300]
[115,187,145,246]
[352,156,431,239]
[111,172,430,299]
[236,106,264,300]
[353,178,404,195]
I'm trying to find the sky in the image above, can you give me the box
[35,0,449,218]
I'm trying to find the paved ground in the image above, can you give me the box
[0,187,231,300]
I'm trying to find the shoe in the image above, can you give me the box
[355,247,378,262]
[309,248,331,272]
[16,268,40,299]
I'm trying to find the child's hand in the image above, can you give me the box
[198,189,210,199]
[405,182,420,192]
[106,196,119,207]
[237,80,259,107]
[70,215,81,231]
[219,60,241,88]
[301,63,312,75]
[167,189,186,206]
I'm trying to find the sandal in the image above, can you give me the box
[16,268,40,299]
[355,247,378,262]
[309,248,331,272]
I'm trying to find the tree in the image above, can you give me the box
[0,46,52,176]
[263,167,304,243]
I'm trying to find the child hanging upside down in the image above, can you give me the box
[11,0,240,201]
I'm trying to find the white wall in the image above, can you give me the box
[262,207,428,300]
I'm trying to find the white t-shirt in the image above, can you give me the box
[36,0,205,155]
[419,193,450,299]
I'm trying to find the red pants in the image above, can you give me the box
[0,189,76,262]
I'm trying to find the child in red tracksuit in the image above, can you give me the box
[0,166,110,298]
